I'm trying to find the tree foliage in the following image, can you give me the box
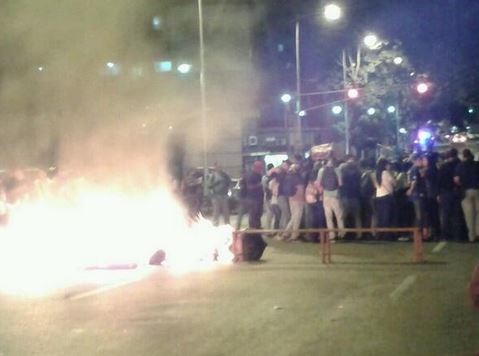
[321,41,439,152]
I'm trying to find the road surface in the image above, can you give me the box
[0,240,478,356]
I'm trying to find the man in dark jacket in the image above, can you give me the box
[339,155,362,238]
[243,160,267,261]
[454,149,479,242]
[438,148,462,240]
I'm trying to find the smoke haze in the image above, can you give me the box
[0,0,257,179]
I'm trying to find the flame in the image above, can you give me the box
[0,178,234,296]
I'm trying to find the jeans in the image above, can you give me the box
[248,198,264,229]
[461,189,479,242]
[375,194,394,239]
[342,197,362,234]
[212,195,230,226]
[277,195,291,229]
[235,198,249,230]
[323,196,344,238]
[284,200,304,240]
[266,203,281,229]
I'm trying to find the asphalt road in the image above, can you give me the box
[0,239,478,356]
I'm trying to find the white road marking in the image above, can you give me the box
[432,241,447,253]
[69,278,141,301]
[390,275,417,301]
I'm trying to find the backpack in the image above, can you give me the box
[321,166,339,191]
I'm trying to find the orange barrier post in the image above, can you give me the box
[320,231,326,264]
[326,232,332,264]
[413,228,424,263]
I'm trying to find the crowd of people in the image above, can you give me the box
[196,147,479,244]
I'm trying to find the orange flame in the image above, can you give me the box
[0,179,234,296]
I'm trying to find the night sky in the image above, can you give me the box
[255,0,479,125]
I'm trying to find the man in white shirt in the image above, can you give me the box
[316,157,344,239]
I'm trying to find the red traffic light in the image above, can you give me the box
[347,88,359,99]
[416,82,429,94]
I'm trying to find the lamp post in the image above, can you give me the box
[294,3,342,154]
[198,0,208,180]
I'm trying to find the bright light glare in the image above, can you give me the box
[298,110,306,117]
[332,105,343,115]
[152,16,161,30]
[417,83,429,94]
[177,63,192,74]
[347,88,359,99]
[0,183,235,296]
[106,62,115,69]
[418,129,432,142]
[324,3,342,21]
[393,56,403,65]
[363,34,379,49]
[281,93,292,103]
[399,128,407,134]
[367,107,376,115]
[387,105,396,113]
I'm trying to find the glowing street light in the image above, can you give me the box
[468,107,475,114]
[298,110,306,117]
[367,107,376,116]
[416,82,429,94]
[393,56,403,65]
[332,105,343,115]
[387,105,396,113]
[324,3,342,21]
[106,62,115,69]
[281,93,292,103]
[363,34,379,49]
[177,63,192,74]
[399,128,407,134]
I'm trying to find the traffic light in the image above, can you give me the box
[347,88,359,99]
[416,82,429,94]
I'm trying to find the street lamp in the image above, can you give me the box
[294,4,342,154]
[363,33,379,49]
[393,56,403,65]
[281,93,292,103]
[332,105,343,115]
[324,3,342,21]
[367,107,376,116]
[387,105,396,113]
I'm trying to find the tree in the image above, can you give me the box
[321,41,439,154]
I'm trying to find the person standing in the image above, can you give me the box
[263,164,275,230]
[267,171,281,230]
[316,156,344,240]
[375,158,396,240]
[235,171,249,230]
[407,154,428,240]
[282,164,305,242]
[243,160,267,261]
[247,161,265,229]
[438,149,459,240]
[277,160,292,229]
[339,155,362,238]
[209,163,231,226]
[454,149,479,243]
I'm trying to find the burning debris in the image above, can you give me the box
[0,174,235,296]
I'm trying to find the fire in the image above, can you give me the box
[0,178,234,296]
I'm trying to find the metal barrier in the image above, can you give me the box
[232,227,423,264]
